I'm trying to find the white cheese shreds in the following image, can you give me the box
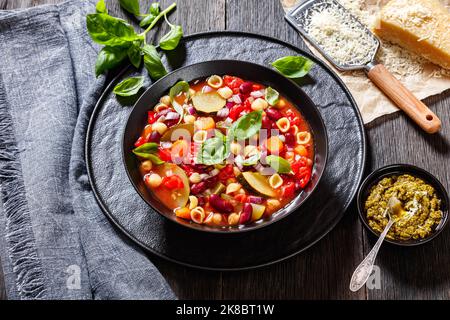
[302,0,378,67]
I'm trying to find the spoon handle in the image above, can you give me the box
[349,219,395,292]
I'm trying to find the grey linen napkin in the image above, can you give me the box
[0,0,175,299]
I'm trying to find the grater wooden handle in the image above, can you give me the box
[367,64,441,134]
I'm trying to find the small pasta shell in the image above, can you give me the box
[267,199,281,211]
[269,174,283,189]
[152,122,168,135]
[296,132,311,145]
[189,172,202,184]
[276,117,290,133]
[291,125,299,135]
[193,130,208,143]
[207,75,223,89]
[212,213,223,225]
[226,183,241,194]
[244,145,258,157]
[184,115,196,124]
[154,103,169,112]
[190,207,205,224]
[188,195,198,210]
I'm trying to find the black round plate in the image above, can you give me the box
[123,60,329,233]
[86,31,367,270]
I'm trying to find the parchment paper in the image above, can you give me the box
[282,0,450,123]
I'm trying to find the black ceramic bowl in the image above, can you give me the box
[122,60,328,233]
[357,164,449,246]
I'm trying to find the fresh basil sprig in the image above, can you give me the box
[88,1,180,96]
[113,76,145,97]
[265,87,279,106]
[271,56,314,79]
[159,15,183,50]
[265,155,292,174]
[132,142,164,164]
[228,111,263,141]
[197,131,230,165]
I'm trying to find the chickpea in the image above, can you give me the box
[152,122,168,135]
[189,172,202,184]
[212,213,223,225]
[160,95,171,106]
[146,173,162,188]
[251,98,268,111]
[217,86,233,99]
[140,160,153,172]
[184,115,196,124]
[228,213,240,225]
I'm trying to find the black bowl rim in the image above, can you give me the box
[357,164,449,246]
[122,59,329,234]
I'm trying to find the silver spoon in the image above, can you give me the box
[349,197,401,292]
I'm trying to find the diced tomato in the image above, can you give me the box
[234,194,248,203]
[281,182,295,198]
[162,175,184,189]
[252,84,263,91]
[158,148,172,162]
[223,76,244,90]
[180,164,194,176]
[296,166,311,189]
[229,104,244,120]
[147,111,157,124]
[134,136,147,147]
[218,164,234,181]
[243,98,252,110]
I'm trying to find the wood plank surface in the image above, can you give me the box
[0,0,449,300]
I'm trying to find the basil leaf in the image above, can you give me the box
[127,41,142,68]
[271,56,314,79]
[95,46,128,77]
[113,76,144,97]
[139,3,160,27]
[149,2,160,16]
[197,131,229,165]
[265,87,280,106]
[235,152,260,166]
[228,111,263,141]
[159,24,183,51]
[142,44,167,80]
[119,0,140,15]
[86,13,140,46]
[96,0,107,13]
[266,155,292,174]
[146,154,165,165]
[132,142,159,158]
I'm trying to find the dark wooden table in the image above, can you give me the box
[1,0,449,300]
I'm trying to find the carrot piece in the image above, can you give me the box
[175,207,191,220]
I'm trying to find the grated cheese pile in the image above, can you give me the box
[302,1,378,67]
[302,0,448,78]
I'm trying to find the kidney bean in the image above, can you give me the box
[239,203,252,224]
[285,132,295,147]
[239,82,253,94]
[266,108,283,121]
[262,115,271,129]
[209,194,234,213]
[148,131,161,143]
[226,102,234,109]
[191,182,207,195]
[204,175,218,188]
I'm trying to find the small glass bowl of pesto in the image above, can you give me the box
[357,164,449,246]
